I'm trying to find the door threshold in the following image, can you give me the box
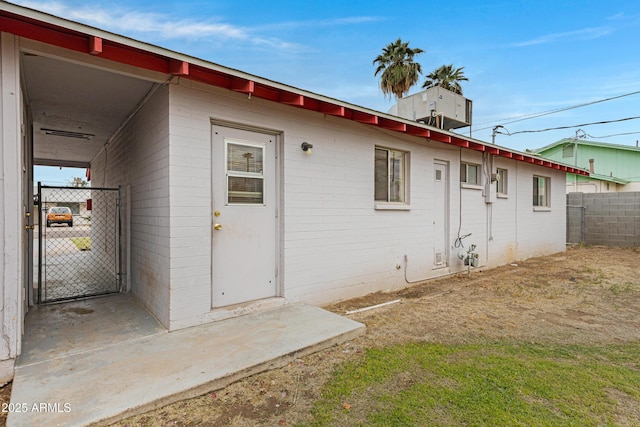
[209,297,286,322]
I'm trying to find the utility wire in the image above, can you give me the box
[473,89,640,131]
[585,131,640,139]
[495,115,640,136]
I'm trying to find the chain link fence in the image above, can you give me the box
[37,184,121,303]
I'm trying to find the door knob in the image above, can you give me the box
[214,224,222,230]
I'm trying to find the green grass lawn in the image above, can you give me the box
[69,237,91,251]
[308,341,640,427]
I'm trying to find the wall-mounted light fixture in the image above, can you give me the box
[301,142,313,154]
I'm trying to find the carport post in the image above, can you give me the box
[37,181,42,304]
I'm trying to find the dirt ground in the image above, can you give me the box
[3,245,640,426]
[105,245,640,427]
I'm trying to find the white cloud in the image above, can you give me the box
[17,1,382,54]
[16,0,300,50]
[510,26,613,47]
[253,16,383,32]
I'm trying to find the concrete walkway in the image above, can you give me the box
[8,295,365,426]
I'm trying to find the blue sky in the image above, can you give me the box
[24,0,640,184]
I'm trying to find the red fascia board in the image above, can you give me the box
[468,141,486,152]
[169,60,189,76]
[442,135,462,145]
[252,83,280,102]
[189,66,231,87]
[89,36,102,55]
[350,110,378,125]
[406,125,430,138]
[230,78,254,94]
[378,117,406,132]
[1,10,590,180]
[279,91,304,106]
[1,14,86,52]
[1,13,177,74]
[99,41,170,73]
[318,102,345,116]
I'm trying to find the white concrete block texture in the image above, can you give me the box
[63,75,570,331]
[0,33,23,375]
[159,81,567,327]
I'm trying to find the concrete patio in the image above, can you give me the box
[8,294,365,426]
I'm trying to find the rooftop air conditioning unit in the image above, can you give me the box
[390,87,472,130]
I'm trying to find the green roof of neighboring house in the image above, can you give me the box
[532,138,640,154]
[587,172,630,185]
[531,138,640,184]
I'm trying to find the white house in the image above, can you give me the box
[0,2,588,382]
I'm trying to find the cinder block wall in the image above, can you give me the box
[567,192,640,246]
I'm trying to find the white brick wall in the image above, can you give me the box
[165,81,567,325]
[91,85,171,327]
[0,33,22,380]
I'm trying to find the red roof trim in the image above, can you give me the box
[446,135,464,146]
[406,125,430,138]
[318,102,345,116]
[0,8,589,177]
[89,36,102,55]
[169,60,189,76]
[279,91,304,106]
[468,141,486,152]
[379,117,406,132]
[350,110,378,125]
[230,78,254,94]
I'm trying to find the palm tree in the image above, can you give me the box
[373,38,424,100]
[422,64,468,95]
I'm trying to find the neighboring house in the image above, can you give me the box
[35,186,91,224]
[532,138,640,193]
[0,2,588,382]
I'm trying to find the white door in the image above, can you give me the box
[433,161,449,268]
[211,125,278,307]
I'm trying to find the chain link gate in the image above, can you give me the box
[37,183,121,303]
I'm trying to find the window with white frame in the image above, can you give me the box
[375,147,407,203]
[496,168,508,195]
[533,175,550,207]
[460,162,480,185]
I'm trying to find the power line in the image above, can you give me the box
[585,131,640,139]
[495,115,640,136]
[474,89,640,131]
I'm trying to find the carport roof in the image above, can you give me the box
[0,1,589,176]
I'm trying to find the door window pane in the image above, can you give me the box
[226,141,265,205]
[227,143,263,173]
[228,177,264,204]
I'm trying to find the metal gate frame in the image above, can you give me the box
[37,183,122,303]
